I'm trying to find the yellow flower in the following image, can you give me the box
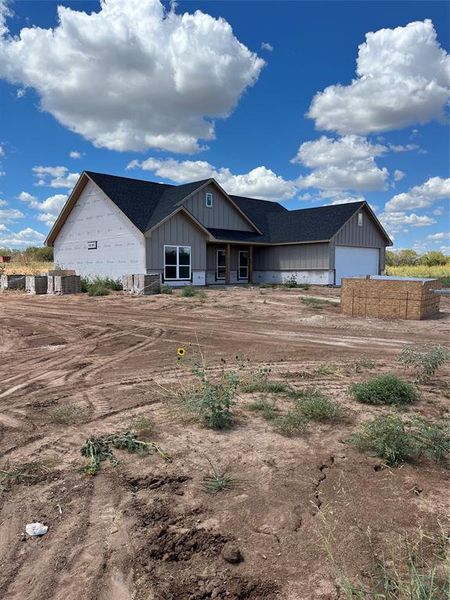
[177,347,186,357]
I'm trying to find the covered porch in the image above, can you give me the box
[206,242,254,285]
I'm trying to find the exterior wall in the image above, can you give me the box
[253,270,334,285]
[183,183,254,231]
[53,180,146,278]
[146,211,207,285]
[253,243,330,270]
[330,207,387,271]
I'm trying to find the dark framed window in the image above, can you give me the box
[206,192,213,208]
[87,241,97,250]
[164,245,191,280]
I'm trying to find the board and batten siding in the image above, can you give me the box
[182,183,254,232]
[53,180,146,278]
[146,211,207,271]
[330,206,387,271]
[253,243,330,270]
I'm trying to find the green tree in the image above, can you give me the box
[420,251,448,266]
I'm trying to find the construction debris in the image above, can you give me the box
[122,274,161,295]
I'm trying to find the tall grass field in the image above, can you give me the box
[386,264,450,286]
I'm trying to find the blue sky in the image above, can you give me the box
[0,0,449,250]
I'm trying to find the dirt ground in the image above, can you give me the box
[0,285,448,600]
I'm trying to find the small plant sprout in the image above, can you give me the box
[202,464,236,494]
[398,344,450,382]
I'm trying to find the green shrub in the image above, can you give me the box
[247,399,278,421]
[409,416,450,464]
[349,374,418,406]
[87,283,110,297]
[398,344,450,382]
[160,284,173,294]
[24,246,54,262]
[273,412,309,437]
[294,389,345,422]
[349,415,420,466]
[421,251,448,266]
[283,274,299,288]
[240,366,292,395]
[181,286,196,297]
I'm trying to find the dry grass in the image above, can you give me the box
[2,260,53,275]
[386,264,450,279]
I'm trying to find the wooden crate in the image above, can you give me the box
[341,276,440,320]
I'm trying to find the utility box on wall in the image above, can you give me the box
[341,276,440,320]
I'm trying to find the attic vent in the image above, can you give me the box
[358,212,363,227]
[205,192,213,208]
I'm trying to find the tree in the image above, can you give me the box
[421,251,448,266]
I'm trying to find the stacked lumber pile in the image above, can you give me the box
[341,276,440,320]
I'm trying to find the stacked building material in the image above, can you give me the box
[341,276,440,320]
[122,274,161,295]
[0,274,26,290]
[47,275,81,295]
[26,275,48,295]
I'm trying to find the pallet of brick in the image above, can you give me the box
[341,276,440,320]
[26,275,48,295]
[48,275,81,295]
[0,274,26,290]
[123,274,161,295]
[46,269,76,276]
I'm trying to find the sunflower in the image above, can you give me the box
[177,347,186,357]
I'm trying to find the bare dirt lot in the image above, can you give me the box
[0,286,449,600]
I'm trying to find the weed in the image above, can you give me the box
[273,412,309,437]
[87,283,110,297]
[240,366,292,395]
[349,374,418,406]
[81,431,170,475]
[181,286,196,297]
[247,398,278,420]
[348,414,449,466]
[198,290,207,301]
[128,415,153,434]
[48,404,86,424]
[0,462,51,491]
[398,344,450,382]
[294,389,345,422]
[314,363,339,376]
[300,297,332,309]
[160,284,173,294]
[82,277,122,295]
[202,465,236,494]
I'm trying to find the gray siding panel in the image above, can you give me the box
[183,183,254,231]
[146,211,207,271]
[253,243,330,270]
[334,207,386,248]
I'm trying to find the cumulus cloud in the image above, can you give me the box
[261,42,273,52]
[394,170,405,182]
[307,20,450,135]
[0,207,24,222]
[69,151,83,159]
[380,211,436,235]
[32,166,79,188]
[19,190,67,226]
[0,0,264,153]
[426,231,450,241]
[385,177,450,212]
[128,157,296,200]
[292,135,389,192]
[0,226,45,249]
[0,142,4,157]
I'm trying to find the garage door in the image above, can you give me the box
[335,246,379,285]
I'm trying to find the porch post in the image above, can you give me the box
[225,243,231,284]
[248,245,253,284]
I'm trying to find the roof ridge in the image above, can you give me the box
[85,170,175,188]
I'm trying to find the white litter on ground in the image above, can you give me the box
[25,522,48,537]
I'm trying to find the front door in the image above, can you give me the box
[238,251,248,280]
[216,249,226,280]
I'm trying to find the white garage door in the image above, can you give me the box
[335,246,379,285]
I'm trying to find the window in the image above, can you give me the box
[87,241,97,250]
[205,192,213,208]
[238,251,248,280]
[164,245,191,280]
[216,249,226,280]
[358,212,363,227]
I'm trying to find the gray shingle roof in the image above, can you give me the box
[85,171,383,244]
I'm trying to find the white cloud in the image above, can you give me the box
[0,226,45,249]
[0,0,264,153]
[128,157,296,200]
[388,143,420,153]
[426,231,450,241]
[292,135,389,192]
[19,190,67,226]
[307,20,450,135]
[69,151,83,159]
[32,166,79,188]
[394,169,405,182]
[385,177,450,212]
[261,42,273,52]
[0,142,4,157]
[0,207,24,222]
[380,211,436,234]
